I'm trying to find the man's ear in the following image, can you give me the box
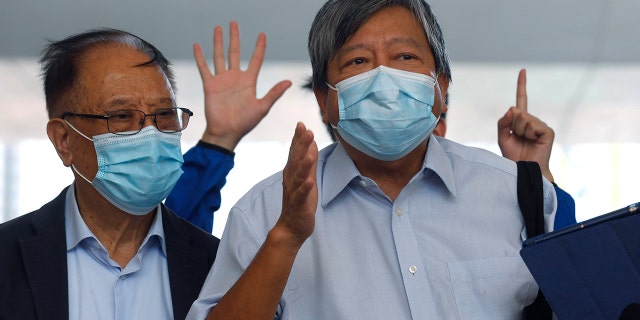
[436,74,450,115]
[314,87,330,124]
[433,118,447,138]
[47,119,73,167]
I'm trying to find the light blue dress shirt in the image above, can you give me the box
[65,184,174,320]
[188,136,557,320]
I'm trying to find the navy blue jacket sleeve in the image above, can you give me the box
[165,141,235,233]
[553,183,577,230]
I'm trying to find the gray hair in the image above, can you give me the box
[40,28,176,118]
[308,0,451,92]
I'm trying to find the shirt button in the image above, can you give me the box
[359,180,367,188]
[409,265,418,274]
[395,208,403,216]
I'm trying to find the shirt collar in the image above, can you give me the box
[423,136,458,196]
[320,143,360,207]
[320,136,458,206]
[64,183,167,256]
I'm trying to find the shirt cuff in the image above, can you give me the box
[197,140,235,157]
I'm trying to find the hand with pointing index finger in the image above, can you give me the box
[497,68,555,182]
[193,21,292,151]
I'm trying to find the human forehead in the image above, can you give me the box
[338,8,426,52]
[75,44,175,112]
[329,6,434,75]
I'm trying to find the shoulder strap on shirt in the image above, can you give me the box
[517,160,553,319]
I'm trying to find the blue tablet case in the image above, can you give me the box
[520,202,640,320]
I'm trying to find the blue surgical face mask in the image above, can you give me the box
[327,66,440,161]
[66,123,184,215]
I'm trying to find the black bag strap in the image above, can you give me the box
[517,161,545,238]
[516,161,553,319]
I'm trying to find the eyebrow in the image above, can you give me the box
[104,97,175,109]
[336,37,428,60]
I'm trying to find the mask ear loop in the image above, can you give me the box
[324,82,340,131]
[433,73,448,119]
[71,164,93,184]
[64,120,94,142]
[63,119,95,184]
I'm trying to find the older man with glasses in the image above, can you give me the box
[0,29,218,320]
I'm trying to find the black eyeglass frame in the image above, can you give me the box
[61,107,193,135]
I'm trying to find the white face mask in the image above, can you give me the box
[67,122,184,215]
[327,66,439,161]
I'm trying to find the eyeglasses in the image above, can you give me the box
[61,107,193,135]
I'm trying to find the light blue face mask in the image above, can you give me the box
[327,66,440,161]
[66,123,184,215]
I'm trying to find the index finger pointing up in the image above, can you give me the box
[516,68,528,111]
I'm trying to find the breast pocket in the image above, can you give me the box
[448,257,538,320]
